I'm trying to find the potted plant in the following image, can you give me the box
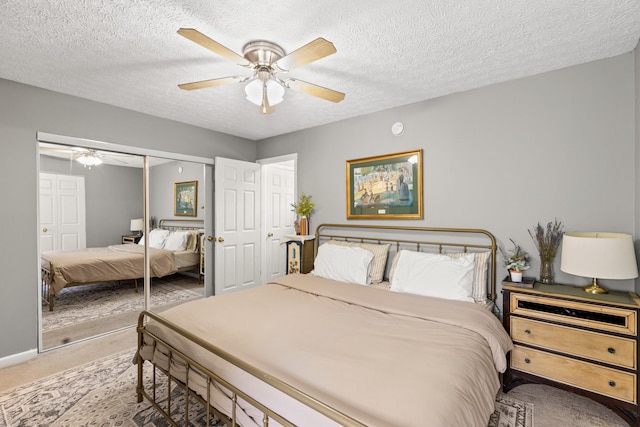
[290,192,315,235]
[501,239,530,282]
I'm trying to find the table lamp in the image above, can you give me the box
[130,218,144,237]
[560,232,638,294]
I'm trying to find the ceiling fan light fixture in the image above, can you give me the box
[177,29,344,114]
[76,152,103,168]
[245,78,285,107]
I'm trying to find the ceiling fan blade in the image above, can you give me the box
[274,38,336,71]
[104,154,129,165]
[40,147,74,153]
[40,145,87,153]
[177,28,251,67]
[178,76,245,91]
[72,151,96,161]
[285,79,345,103]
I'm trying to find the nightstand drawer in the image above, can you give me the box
[511,317,636,369]
[510,292,637,336]
[512,345,637,404]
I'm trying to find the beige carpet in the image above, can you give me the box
[42,274,203,349]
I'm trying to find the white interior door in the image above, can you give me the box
[214,157,261,294]
[39,173,86,251]
[261,160,295,283]
[203,164,214,296]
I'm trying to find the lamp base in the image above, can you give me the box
[583,278,608,294]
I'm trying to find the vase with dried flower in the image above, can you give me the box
[291,192,315,236]
[500,239,530,282]
[528,219,564,284]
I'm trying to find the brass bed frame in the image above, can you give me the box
[136,223,498,426]
[41,219,204,311]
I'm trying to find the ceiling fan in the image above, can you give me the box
[39,144,129,169]
[177,28,345,114]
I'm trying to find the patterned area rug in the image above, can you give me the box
[0,349,532,427]
[42,276,203,331]
[490,393,534,427]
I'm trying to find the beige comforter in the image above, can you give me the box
[42,244,177,294]
[140,273,513,427]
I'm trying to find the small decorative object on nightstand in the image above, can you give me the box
[291,193,315,236]
[528,219,564,284]
[500,239,530,283]
[503,282,640,425]
[285,235,315,274]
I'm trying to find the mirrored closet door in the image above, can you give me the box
[38,139,211,351]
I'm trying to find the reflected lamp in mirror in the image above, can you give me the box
[560,232,639,294]
[130,218,144,236]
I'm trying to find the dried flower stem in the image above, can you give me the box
[528,219,564,261]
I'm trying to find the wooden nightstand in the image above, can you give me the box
[122,234,140,244]
[503,282,640,426]
[285,235,315,274]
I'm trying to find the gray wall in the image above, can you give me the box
[2,47,638,360]
[150,161,206,223]
[257,52,637,305]
[0,78,255,359]
[40,155,143,247]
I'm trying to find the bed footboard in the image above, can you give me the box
[41,264,54,311]
[136,310,367,427]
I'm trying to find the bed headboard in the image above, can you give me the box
[314,223,498,302]
[158,219,205,231]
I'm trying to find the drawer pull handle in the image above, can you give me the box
[608,347,616,354]
[524,329,531,335]
[524,358,531,364]
[609,380,616,387]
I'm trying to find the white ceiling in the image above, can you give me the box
[3,1,640,141]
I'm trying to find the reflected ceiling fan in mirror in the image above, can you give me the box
[177,28,345,114]
[39,144,130,169]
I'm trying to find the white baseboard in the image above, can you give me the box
[0,348,37,368]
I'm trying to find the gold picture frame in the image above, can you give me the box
[346,150,423,219]
[174,181,198,217]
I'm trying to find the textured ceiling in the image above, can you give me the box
[2,1,639,141]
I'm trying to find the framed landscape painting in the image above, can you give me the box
[174,181,198,217]
[346,150,423,219]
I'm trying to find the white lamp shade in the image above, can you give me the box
[245,79,285,106]
[560,232,638,280]
[130,218,144,232]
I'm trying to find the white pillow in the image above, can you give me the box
[445,251,490,303]
[163,231,190,251]
[326,240,390,284]
[389,250,491,303]
[390,250,475,302]
[312,243,374,285]
[140,228,170,249]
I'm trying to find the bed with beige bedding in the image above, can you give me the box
[136,224,513,427]
[41,219,202,311]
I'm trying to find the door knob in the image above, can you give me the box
[267,233,274,237]
[217,237,224,243]
[42,227,48,233]
[206,236,213,241]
